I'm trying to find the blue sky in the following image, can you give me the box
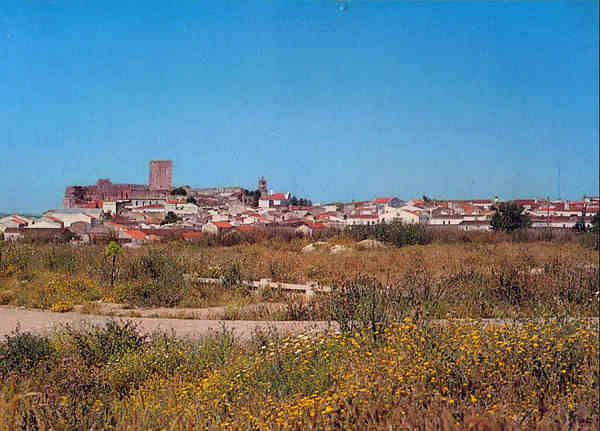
[1,0,598,212]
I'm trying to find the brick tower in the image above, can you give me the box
[149,160,173,190]
[258,176,267,198]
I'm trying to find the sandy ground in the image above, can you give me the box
[0,306,337,341]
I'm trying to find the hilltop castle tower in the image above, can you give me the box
[149,160,173,190]
[258,176,267,198]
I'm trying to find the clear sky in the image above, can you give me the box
[1,0,598,212]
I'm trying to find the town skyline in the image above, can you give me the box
[1,1,598,213]
[0,161,598,214]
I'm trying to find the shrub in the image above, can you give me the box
[66,321,146,366]
[42,246,77,273]
[50,300,74,312]
[580,231,600,250]
[326,275,403,340]
[118,249,187,307]
[221,262,242,289]
[0,329,55,375]
[347,220,432,248]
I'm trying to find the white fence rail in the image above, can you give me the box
[188,276,331,297]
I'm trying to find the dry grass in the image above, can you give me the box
[0,239,598,319]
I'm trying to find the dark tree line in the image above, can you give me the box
[289,195,312,207]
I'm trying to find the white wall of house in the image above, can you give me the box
[167,202,199,216]
[103,201,117,215]
[41,213,96,227]
[3,231,24,241]
[127,199,166,208]
[0,217,27,232]
[379,208,422,224]
[346,217,379,225]
[201,223,219,234]
[295,225,313,236]
[28,218,63,228]
[459,222,491,231]
[429,217,463,226]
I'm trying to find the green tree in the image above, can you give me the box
[242,189,261,208]
[591,212,600,233]
[161,211,178,225]
[573,217,587,232]
[187,196,197,204]
[104,241,122,288]
[490,203,531,233]
[170,187,187,196]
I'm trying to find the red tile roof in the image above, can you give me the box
[263,193,287,200]
[182,231,205,240]
[124,229,146,241]
[11,217,28,226]
[349,214,379,219]
[303,221,326,229]
[236,225,263,232]
[375,197,391,204]
[212,221,233,229]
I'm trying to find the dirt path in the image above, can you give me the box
[0,307,336,341]
[1,307,596,342]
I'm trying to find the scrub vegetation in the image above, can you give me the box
[0,231,598,429]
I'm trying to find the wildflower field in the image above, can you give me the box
[1,319,598,429]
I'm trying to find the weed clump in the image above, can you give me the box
[0,329,55,375]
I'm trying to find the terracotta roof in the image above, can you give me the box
[303,221,326,229]
[182,231,205,240]
[236,225,263,232]
[262,193,287,200]
[211,221,233,229]
[11,217,28,226]
[124,229,146,241]
[511,200,537,206]
[349,214,379,219]
[375,197,391,204]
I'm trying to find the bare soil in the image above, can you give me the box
[0,306,335,341]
